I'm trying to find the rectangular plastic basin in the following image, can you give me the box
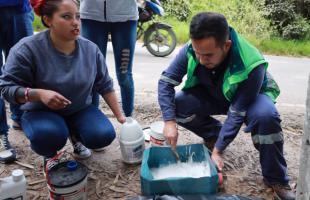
[140,144,219,195]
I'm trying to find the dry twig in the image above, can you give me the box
[95,180,102,198]
[28,179,46,186]
[14,161,34,169]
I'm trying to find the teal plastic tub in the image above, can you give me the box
[140,144,219,195]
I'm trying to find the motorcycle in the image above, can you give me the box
[137,0,177,57]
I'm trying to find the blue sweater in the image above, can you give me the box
[0,0,31,13]
[0,30,114,116]
[158,45,265,151]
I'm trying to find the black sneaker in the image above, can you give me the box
[43,157,59,178]
[0,134,16,163]
[69,134,91,159]
[264,179,296,200]
[72,142,91,159]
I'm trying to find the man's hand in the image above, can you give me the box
[211,147,224,172]
[163,120,178,149]
[38,89,71,110]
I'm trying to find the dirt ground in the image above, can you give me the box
[0,91,304,200]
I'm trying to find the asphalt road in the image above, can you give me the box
[105,42,310,113]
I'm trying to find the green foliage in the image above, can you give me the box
[248,36,310,57]
[261,0,310,39]
[189,0,272,39]
[294,0,310,19]
[282,16,310,40]
[32,14,45,31]
[161,0,310,56]
[162,18,189,43]
[161,0,191,21]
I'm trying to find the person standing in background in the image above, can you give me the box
[0,0,33,163]
[80,0,138,117]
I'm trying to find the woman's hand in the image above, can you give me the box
[38,89,71,110]
[117,115,126,124]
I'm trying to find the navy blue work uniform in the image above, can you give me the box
[158,45,289,185]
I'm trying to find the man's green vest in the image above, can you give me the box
[183,28,280,102]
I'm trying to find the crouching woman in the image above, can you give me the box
[0,0,125,171]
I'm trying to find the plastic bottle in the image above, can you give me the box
[119,117,145,164]
[0,169,27,200]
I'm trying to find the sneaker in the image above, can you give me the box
[0,134,16,163]
[72,142,91,159]
[12,121,22,130]
[264,179,296,200]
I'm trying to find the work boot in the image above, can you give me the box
[0,134,16,163]
[264,179,296,200]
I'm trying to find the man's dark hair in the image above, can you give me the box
[190,12,229,46]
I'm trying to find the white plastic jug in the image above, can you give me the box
[0,169,27,200]
[119,117,145,164]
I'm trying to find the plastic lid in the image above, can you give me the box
[12,169,24,182]
[48,161,88,188]
[150,121,165,140]
[67,160,78,171]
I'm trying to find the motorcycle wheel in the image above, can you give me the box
[144,25,177,57]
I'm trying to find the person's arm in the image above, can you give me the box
[94,48,125,123]
[15,88,71,110]
[0,44,34,104]
[212,65,266,170]
[102,91,125,123]
[158,45,188,148]
[0,44,72,110]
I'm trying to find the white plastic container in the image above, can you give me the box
[119,117,145,164]
[0,169,27,200]
[149,121,167,146]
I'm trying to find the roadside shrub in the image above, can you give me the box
[282,16,310,39]
[262,0,310,39]
[161,0,191,21]
[294,0,310,20]
[263,0,296,34]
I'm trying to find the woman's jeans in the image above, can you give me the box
[0,8,34,128]
[81,19,137,117]
[21,105,116,158]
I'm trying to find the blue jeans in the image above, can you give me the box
[21,105,116,157]
[175,88,289,185]
[0,8,34,131]
[81,19,137,117]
